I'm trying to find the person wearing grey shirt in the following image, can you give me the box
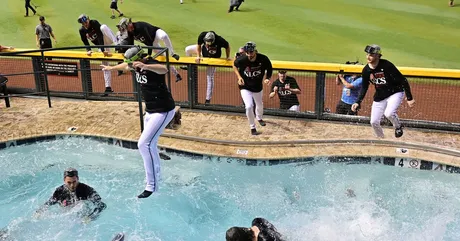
[35,16,57,49]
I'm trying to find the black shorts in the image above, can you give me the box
[336,100,357,115]
[39,38,52,49]
[110,2,118,9]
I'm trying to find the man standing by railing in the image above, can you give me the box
[78,14,117,96]
[233,41,273,135]
[269,70,301,112]
[35,16,57,50]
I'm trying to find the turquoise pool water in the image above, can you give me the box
[1,138,460,241]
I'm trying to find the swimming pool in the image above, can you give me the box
[1,138,460,241]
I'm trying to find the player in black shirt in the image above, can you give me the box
[101,46,176,198]
[269,70,301,112]
[351,44,415,138]
[228,0,244,13]
[117,18,182,82]
[233,42,272,135]
[226,217,285,241]
[35,168,106,222]
[78,14,117,95]
[185,31,231,105]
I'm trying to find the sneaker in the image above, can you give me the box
[175,74,182,82]
[204,99,211,106]
[172,54,180,61]
[258,119,266,126]
[119,13,124,17]
[110,15,116,19]
[137,190,153,198]
[101,87,114,97]
[251,128,258,135]
[395,127,404,138]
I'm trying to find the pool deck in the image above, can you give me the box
[1,97,460,166]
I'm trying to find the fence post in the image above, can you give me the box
[315,72,326,119]
[39,51,52,108]
[31,56,45,92]
[188,64,198,108]
[79,59,92,99]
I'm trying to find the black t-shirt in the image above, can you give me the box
[44,183,104,207]
[270,76,300,109]
[234,53,273,92]
[132,21,159,46]
[252,218,285,241]
[356,59,413,104]
[79,20,105,51]
[134,58,175,113]
[197,31,229,58]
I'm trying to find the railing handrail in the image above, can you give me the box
[2,47,460,79]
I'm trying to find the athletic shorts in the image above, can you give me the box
[110,2,118,9]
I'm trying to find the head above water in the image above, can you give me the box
[63,167,79,192]
[225,227,256,241]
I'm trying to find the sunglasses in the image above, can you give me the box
[64,170,78,177]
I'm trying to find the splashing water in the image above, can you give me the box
[0,138,460,241]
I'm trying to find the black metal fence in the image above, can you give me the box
[1,46,460,133]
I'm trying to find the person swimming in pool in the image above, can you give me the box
[226,217,286,241]
[34,167,107,222]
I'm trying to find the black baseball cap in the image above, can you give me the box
[39,16,45,21]
[64,167,78,178]
[278,70,287,74]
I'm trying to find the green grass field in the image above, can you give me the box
[1,0,460,69]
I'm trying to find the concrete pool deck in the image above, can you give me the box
[1,97,460,167]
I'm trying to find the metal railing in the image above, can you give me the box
[1,46,460,133]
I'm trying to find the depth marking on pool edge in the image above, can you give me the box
[236,149,249,155]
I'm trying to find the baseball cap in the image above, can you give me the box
[124,46,145,63]
[39,16,45,21]
[243,41,257,52]
[278,70,287,74]
[118,18,131,30]
[77,14,88,24]
[64,167,78,178]
[364,44,382,55]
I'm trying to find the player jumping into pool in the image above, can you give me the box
[101,46,176,198]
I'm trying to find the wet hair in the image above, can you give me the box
[226,227,254,241]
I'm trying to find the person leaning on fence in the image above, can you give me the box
[117,17,183,82]
[335,61,363,115]
[351,44,415,138]
[269,70,301,112]
[36,16,57,49]
[78,14,118,96]
[184,31,231,105]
